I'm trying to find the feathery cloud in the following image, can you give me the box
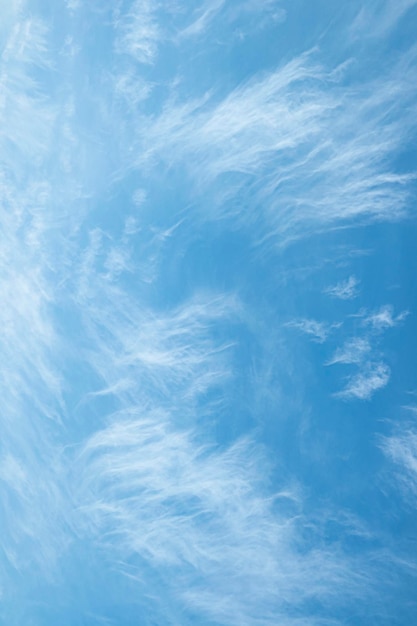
[351,0,417,38]
[115,0,161,65]
[77,412,369,626]
[363,305,409,332]
[336,362,390,400]
[380,420,417,502]
[179,0,226,39]
[325,276,360,300]
[285,318,338,343]
[327,337,371,365]
[132,46,417,246]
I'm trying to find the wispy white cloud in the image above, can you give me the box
[115,0,161,65]
[61,202,383,623]
[58,221,380,623]
[177,0,285,40]
[0,10,80,588]
[0,21,55,172]
[327,337,371,365]
[380,419,417,501]
[327,301,408,400]
[285,318,339,343]
[138,52,329,184]
[336,362,390,400]
[133,45,417,246]
[325,276,360,300]
[351,0,417,39]
[72,227,237,403]
[77,412,369,626]
[113,70,153,109]
[362,305,409,332]
[178,0,226,39]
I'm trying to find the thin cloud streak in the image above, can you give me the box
[363,305,409,332]
[351,0,417,39]
[178,0,226,39]
[323,301,409,400]
[67,218,376,625]
[64,235,376,624]
[380,421,417,501]
[335,362,390,400]
[326,337,371,365]
[131,46,417,245]
[115,0,161,65]
[325,276,360,300]
[0,8,81,591]
[285,318,339,343]
[78,412,369,626]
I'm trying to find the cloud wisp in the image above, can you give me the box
[178,0,226,39]
[115,0,162,65]
[129,44,417,247]
[77,412,369,626]
[335,362,391,401]
[324,306,409,401]
[285,318,339,343]
[380,419,417,502]
[326,337,371,365]
[63,234,376,625]
[325,276,360,300]
[362,305,409,332]
[351,0,417,39]
[326,336,390,400]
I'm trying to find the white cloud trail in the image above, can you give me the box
[336,362,390,400]
[77,412,367,626]
[131,47,416,246]
[380,421,417,501]
[325,276,360,300]
[326,338,371,365]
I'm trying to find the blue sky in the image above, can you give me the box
[0,1,416,624]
